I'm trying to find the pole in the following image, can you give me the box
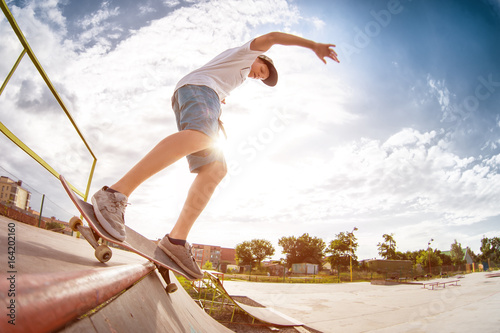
[350,248,353,282]
[427,238,433,275]
[37,194,45,228]
[428,249,431,274]
[350,227,358,282]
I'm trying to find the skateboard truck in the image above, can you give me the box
[60,175,195,294]
[70,216,178,293]
[69,216,178,293]
[158,265,179,293]
[69,216,113,263]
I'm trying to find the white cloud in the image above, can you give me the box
[78,2,120,29]
[1,0,498,261]
[310,16,326,30]
[163,0,180,8]
[427,74,451,113]
[75,2,121,50]
[139,5,157,15]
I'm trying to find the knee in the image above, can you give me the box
[200,161,227,184]
[212,161,227,183]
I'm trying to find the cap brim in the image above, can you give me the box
[261,59,278,87]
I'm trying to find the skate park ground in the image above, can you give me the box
[223,271,500,332]
[1,215,499,332]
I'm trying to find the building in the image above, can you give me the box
[463,248,474,265]
[0,176,31,210]
[192,243,236,271]
[220,247,237,272]
[292,263,319,275]
[192,243,221,268]
[220,247,236,265]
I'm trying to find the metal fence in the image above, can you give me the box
[0,0,96,200]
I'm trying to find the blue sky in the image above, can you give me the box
[1,0,499,261]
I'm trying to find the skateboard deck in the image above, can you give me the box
[60,175,198,282]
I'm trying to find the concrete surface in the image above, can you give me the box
[224,273,500,332]
[2,216,499,333]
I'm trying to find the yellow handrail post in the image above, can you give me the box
[0,0,97,199]
[0,49,26,96]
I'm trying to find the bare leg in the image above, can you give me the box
[169,161,227,240]
[110,130,212,197]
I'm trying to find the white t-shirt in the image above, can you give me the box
[174,39,263,101]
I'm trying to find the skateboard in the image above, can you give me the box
[60,175,199,292]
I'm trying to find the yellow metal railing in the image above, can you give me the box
[0,0,96,200]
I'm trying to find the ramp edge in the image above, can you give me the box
[0,262,155,333]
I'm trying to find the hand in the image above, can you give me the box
[314,43,340,64]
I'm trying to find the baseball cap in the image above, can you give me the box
[258,55,278,87]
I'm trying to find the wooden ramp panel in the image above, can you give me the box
[62,270,233,333]
[204,271,303,327]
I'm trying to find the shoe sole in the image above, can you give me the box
[158,243,203,279]
[91,196,126,242]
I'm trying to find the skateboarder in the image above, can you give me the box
[91,31,339,279]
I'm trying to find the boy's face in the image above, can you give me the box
[248,58,270,81]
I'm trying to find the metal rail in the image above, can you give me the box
[0,0,96,200]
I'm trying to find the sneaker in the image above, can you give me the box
[158,235,203,279]
[91,186,127,241]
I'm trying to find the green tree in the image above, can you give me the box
[278,233,325,267]
[450,240,466,265]
[479,236,500,262]
[235,239,275,268]
[203,261,213,270]
[437,250,452,266]
[377,233,397,259]
[235,241,254,267]
[251,239,275,267]
[325,230,358,269]
[416,249,443,270]
[45,221,65,232]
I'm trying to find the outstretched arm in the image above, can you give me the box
[250,31,340,64]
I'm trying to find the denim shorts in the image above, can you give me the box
[171,85,226,173]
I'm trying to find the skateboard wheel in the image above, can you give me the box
[95,244,112,263]
[166,283,178,293]
[69,216,83,231]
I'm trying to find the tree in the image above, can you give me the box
[278,233,325,267]
[377,233,397,259]
[416,249,442,269]
[450,239,466,265]
[396,250,414,263]
[235,239,275,268]
[203,261,213,270]
[437,250,452,266]
[251,239,275,267]
[45,221,65,232]
[235,241,254,267]
[479,236,500,262]
[325,230,358,269]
